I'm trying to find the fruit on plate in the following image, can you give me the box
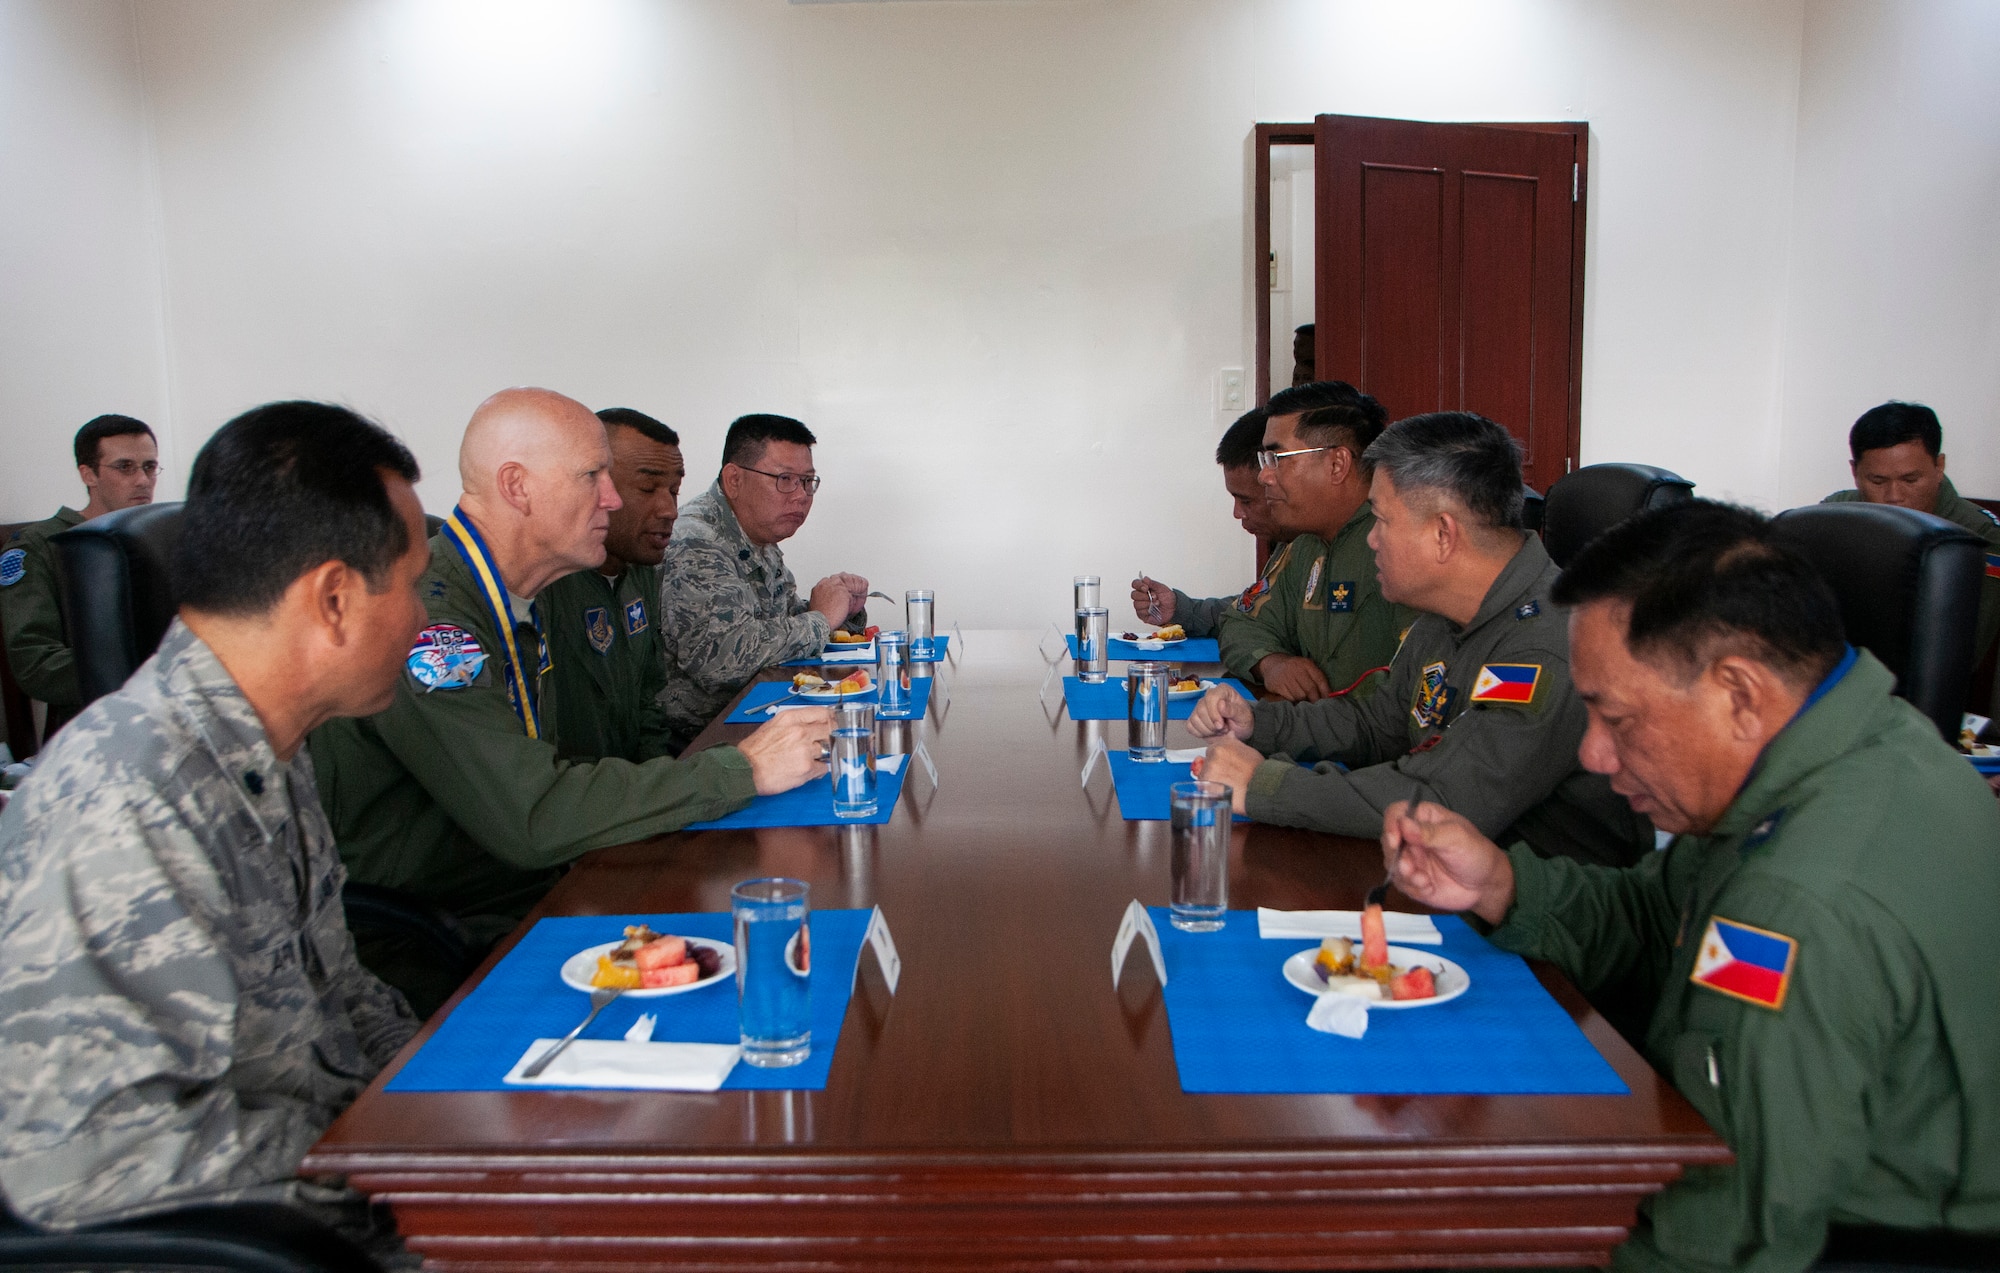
[589,924,721,989]
[1313,936,1356,979]
[1170,678,1203,693]
[834,670,871,694]
[792,672,830,690]
[829,630,870,644]
[1388,966,1437,1000]
[591,956,642,989]
[1150,624,1186,641]
[1359,901,1390,971]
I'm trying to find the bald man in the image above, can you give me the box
[309,389,832,1013]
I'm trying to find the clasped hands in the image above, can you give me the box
[809,572,871,628]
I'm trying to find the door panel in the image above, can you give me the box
[1316,114,1581,493]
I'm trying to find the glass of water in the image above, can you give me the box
[906,589,935,662]
[1169,781,1230,932]
[876,631,912,714]
[1076,606,1109,684]
[830,701,878,819]
[1126,661,1169,762]
[733,877,812,1067]
[1073,575,1101,610]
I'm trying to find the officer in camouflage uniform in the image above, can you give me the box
[1215,382,1414,701]
[0,402,421,1252]
[1385,501,2000,1272]
[658,413,870,752]
[0,414,158,741]
[1193,412,1650,868]
[1820,400,2000,667]
[537,408,685,763]
[310,391,832,1012]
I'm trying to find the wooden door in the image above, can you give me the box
[1315,114,1585,493]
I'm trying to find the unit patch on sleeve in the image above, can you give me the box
[407,624,487,691]
[1469,663,1542,705]
[0,548,24,587]
[624,597,649,636]
[1301,557,1324,609]
[1985,551,2000,581]
[1410,661,1454,729]
[1690,916,1796,1010]
[585,606,615,655]
[1325,580,1355,613]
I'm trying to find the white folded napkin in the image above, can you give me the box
[1257,906,1442,945]
[1165,747,1206,764]
[503,1039,741,1090]
[1305,991,1370,1038]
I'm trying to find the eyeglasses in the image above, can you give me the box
[1255,445,1340,471]
[97,460,161,478]
[736,465,821,495]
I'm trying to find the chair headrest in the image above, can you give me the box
[1544,463,1694,567]
[49,503,184,706]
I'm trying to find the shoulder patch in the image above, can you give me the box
[1985,551,2000,581]
[407,623,487,691]
[1232,575,1272,614]
[585,606,614,654]
[624,597,649,635]
[1515,600,1540,620]
[0,547,24,587]
[1690,916,1796,1010]
[1301,557,1324,608]
[1470,663,1542,704]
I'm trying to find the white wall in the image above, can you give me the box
[2,0,1994,627]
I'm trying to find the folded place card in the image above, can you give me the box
[1256,906,1443,946]
[1110,899,1167,990]
[504,1040,742,1090]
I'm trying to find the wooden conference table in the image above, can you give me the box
[307,631,1728,1270]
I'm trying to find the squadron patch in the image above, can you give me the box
[1234,576,1272,614]
[1470,663,1542,705]
[0,548,24,588]
[585,606,614,655]
[1411,660,1454,729]
[1515,600,1540,620]
[1326,580,1355,613]
[407,624,487,691]
[1690,916,1796,1010]
[624,597,648,636]
[1302,558,1324,608]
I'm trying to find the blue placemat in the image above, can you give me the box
[1971,754,2000,776]
[384,910,871,1092]
[1066,633,1222,664]
[782,634,951,667]
[1063,676,1251,721]
[1152,909,1628,1095]
[725,677,933,723]
[688,755,909,829]
[1105,751,1248,822]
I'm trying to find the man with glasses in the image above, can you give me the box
[1214,382,1414,702]
[0,414,159,740]
[658,413,870,751]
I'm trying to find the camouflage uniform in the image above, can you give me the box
[0,620,416,1230]
[0,506,86,737]
[1823,476,2000,666]
[657,482,861,751]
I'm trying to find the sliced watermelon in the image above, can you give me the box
[640,961,702,989]
[632,935,687,972]
[1388,966,1437,1000]
[1360,902,1389,970]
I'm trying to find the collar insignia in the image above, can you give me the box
[1743,808,1787,848]
[1515,600,1540,620]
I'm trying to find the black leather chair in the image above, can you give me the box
[1771,503,1984,741]
[1520,483,1546,533]
[1543,463,1696,567]
[0,1201,382,1271]
[1817,1223,2000,1271]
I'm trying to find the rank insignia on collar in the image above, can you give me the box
[0,548,24,587]
[1470,663,1541,705]
[1515,600,1540,620]
[1410,660,1453,729]
[426,580,446,599]
[1326,580,1355,613]
[624,597,648,635]
[1743,808,1786,848]
[407,624,487,691]
[1690,916,1796,1010]
[586,606,614,654]
[1302,558,1324,608]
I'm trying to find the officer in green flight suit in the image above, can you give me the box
[537,407,685,763]
[1214,381,1415,702]
[309,388,833,1013]
[1385,500,2000,1273]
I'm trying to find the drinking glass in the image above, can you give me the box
[1073,575,1101,611]
[906,589,936,662]
[1126,661,1169,762]
[830,701,878,819]
[1169,781,1230,932]
[877,631,912,714]
[1076,606,1109,684]
[733,877,812,1067]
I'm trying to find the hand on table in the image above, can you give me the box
[1381,798,1515,926]
[738,706,834,795]
[1186,684,1256,741]
[1129,578,1176,625]
[810,574,867,627]
[1256,653,1332,702]
[1191,738,1259,814]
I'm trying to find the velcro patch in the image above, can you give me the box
[1690,916,1796,1010]
[585,606,614,655]
[624,597,648,635]
[0,548,25,587]
[1470,663,1541,704]
[407,624,487,691]
[1985,551,2000,581]
[1325,580,1355,613]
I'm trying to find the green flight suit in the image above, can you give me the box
[309,534,756,1007]
[1242,532,1651,867]
[1486,650,2000,1272]
[1163,537,1296,640]
[0,507,85,738]
[1823,477,2000,667]
[1216,502,1413,698]
[538,562,676,763]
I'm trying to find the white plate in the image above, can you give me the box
[821,641,875,662]
[1281,944,1469,1009]
[560,936,735,998]
[1117,634,1186,648]
[1121,676,1216,700]
[796,682,873,702]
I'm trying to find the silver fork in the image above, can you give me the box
[522,987,622,1078]
[1366,786,1421,907]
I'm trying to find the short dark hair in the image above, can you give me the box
[720,414,816,470]
[1552,499,1845,688]
[175,401,421,617]
[74,414,155,468]
[1363,411,1525,531]
[1215,407,1269,470]
[1848,401,1941,461]
[1266,380,1389,474]
[597,407,679,448]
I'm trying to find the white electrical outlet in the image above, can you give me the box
[1218,368,1245,412]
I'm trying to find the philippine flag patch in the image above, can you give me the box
[1690,916,1796,1010]
[1985,551,2000,581]
[1469,663,1541,704]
